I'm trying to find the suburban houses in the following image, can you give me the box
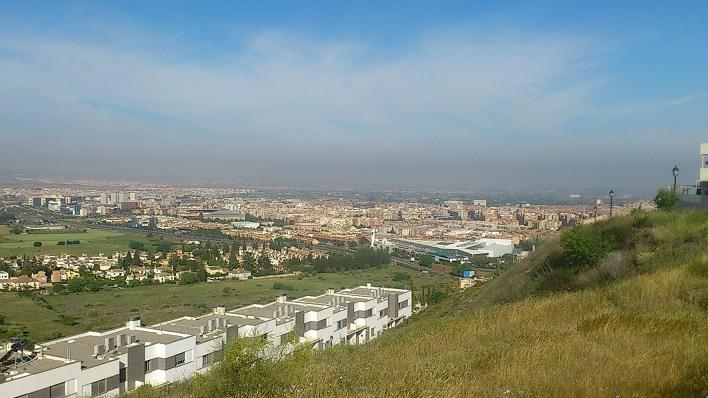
[1,284,412,398]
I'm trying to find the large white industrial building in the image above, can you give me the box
[1,284,412,398]
[392,238,514,262]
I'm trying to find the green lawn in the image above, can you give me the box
[0,226,172,257]
[0,225,10,243]
[0,265,452,344]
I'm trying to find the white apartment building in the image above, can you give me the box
[1,284,412,398]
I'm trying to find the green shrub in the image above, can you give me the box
[687,255,708,278]
[654,188,679,210]
[272,282,295,291]
[129,241,145,250]
[392,272,411,281]
[560,225,612,270]
[179,272,199,285]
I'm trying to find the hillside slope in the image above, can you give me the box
[132,210,708,398]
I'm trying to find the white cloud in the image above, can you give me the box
[0,28,605,185]
[664,92,706,107]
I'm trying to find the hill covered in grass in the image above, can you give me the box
[131,210,708,398]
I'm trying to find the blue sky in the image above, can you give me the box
[0,1,707,193]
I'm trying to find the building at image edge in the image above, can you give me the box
[1,284,412,398]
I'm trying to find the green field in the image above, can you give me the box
[0,265,451,343]
[0,226,170,257]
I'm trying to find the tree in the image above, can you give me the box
[179,271,199,285]
[654,188,679,211]
[242,252,256,271]
[33,241,42,247]
[86,278,103,292]
[67,278,87,293]
[228,252,240,270]
[419,255,434,267]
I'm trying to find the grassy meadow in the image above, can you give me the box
[0,265,451,344]
[127,210,708,398]
[0,226,166,257]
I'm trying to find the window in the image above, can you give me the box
[336,319,347,330]
[279,333,290,345]
[91,379,108,396]
[316,319,328,329]
[119,367,127,383]
[144,360,152,373]
[50,383,65,398]
[399,300,409,310]
[201,353,212,368]
[175,352,186,367]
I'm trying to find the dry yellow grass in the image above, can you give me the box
[280,261,707,398]
[128,211,708,398]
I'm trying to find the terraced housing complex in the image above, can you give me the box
[1,284,412,398]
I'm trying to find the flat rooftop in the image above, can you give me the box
[344,287,407,297]
[230,301,325,321]
[38,328,188,369]
[0,352,76,379]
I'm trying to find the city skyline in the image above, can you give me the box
[1,1,707,192]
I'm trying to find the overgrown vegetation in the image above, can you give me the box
[286,247,391,273]
[655,188,679,210]
[129,210,708,397]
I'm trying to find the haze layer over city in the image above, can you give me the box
[1,1,707,194]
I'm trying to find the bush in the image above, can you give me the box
[419,255,434,267]
[654,188,679,210]
[129,240,145,250]
[67,278,87,293]
[560,225,612,270]
[57,314,78,326]
[392,272,411,281]
[272,282,295,291]
[57,241,66,245]
[179,272,199,285]
[33,241,42,247]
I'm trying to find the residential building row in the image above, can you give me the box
[1,284,412,398]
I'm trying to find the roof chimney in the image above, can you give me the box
[326,288,335,295]
[276,294,287,304]
[127,315,141,329]
[366,283,372,288]
[213,304,226,315]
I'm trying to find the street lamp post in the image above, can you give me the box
[672,165,679,191]
[609,190,614,217]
